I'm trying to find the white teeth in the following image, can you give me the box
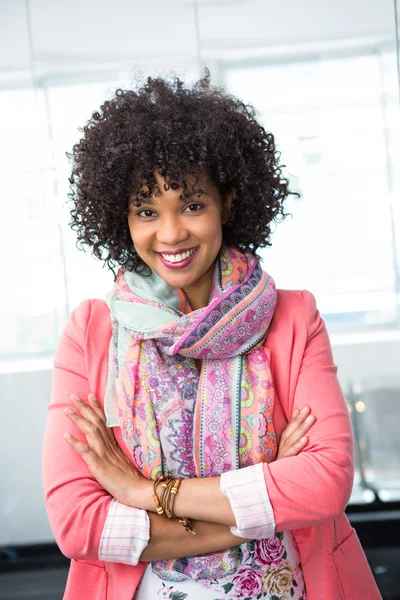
[160,248,196,263]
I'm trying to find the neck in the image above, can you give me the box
[183,282,211,311]
[182,263,215,311]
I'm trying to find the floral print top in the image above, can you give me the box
[134,530,306,600]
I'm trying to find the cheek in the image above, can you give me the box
[197,213,223,240]
[128,221,150,249]
[210,221,223,246]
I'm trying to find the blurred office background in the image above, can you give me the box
[0,0,400,597]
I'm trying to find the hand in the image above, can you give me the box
[64,393,145,506]
[276,406,315,460]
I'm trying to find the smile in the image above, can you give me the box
[159,248,197,264]
[157,247,198,270]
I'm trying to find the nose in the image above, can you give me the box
[156,214,190,246]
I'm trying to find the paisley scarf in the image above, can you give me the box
[104,245,278,482]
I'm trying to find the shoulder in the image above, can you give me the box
[72,298,110,323]
[55,299,111,370]
[273,289,319,339]
[64,299,111,345]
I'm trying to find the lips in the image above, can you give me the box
[157,246,195,255]
[159,248,196,264]
[157,247,198,269]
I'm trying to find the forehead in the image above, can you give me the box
[133,171,218,204]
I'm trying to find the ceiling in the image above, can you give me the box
[0,0,397,88]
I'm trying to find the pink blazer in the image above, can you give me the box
[42,290,381,600]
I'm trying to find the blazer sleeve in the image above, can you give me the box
[262,290,354,531]
[42,300,149,563]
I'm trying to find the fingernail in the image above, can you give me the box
[301,406,309,414]
[65,407,74,415]
[71,394,80,402]
[305,415,313,423]
[300,436,307,443]
[63,432,71,439]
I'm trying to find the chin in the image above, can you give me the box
[162,272,196,286]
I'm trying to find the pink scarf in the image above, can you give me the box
[105,245,278,481]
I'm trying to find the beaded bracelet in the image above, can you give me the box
[162,478,181,519]
[160,477,173,515]
[168,479,195,534]
[152,473,195,534]
[153,472,172,515]
[160,478,174,518]
[179,517,196,535]
[167,478,181,519]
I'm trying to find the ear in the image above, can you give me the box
[222,188,237,224]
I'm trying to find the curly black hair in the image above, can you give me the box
[68,71,297,276]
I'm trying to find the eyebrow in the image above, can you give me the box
[133,196,154,206]
[132,190,206,206]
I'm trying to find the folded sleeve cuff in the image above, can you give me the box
[98,498,150,565]
[220,462,276,539]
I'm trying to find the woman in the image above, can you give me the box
[42,74,381,600]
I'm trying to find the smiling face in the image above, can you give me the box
[128,172,233,310]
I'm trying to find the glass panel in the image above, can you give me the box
[224,52,400,333]
[351,376,400,502]
[0,0,200,361]
[346,392,377,505]
[204,0,400,508]
[0,88,68,359]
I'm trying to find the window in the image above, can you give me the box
[225,50,400,334]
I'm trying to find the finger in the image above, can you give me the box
[299,413,315,435]
[295,406,310,419]
[290,408,300,420]
[71,394,106,430]
[72,394,115,443]
[291,413,315,438]
[87,394,116,440]
[289,407,310,428]
[282,436,308,458]
[283,414,316,448]
[65,407,103,438]
[63,432,98,464]
[63,432,108,482]
[87,394,107,423]
[283,407,312,439]
[65,408,109,459]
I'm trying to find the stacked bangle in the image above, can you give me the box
[152,473,166,515]
[152,472,195,535]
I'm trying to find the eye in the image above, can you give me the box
[136,209,157,218]
[183,203,204,213]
